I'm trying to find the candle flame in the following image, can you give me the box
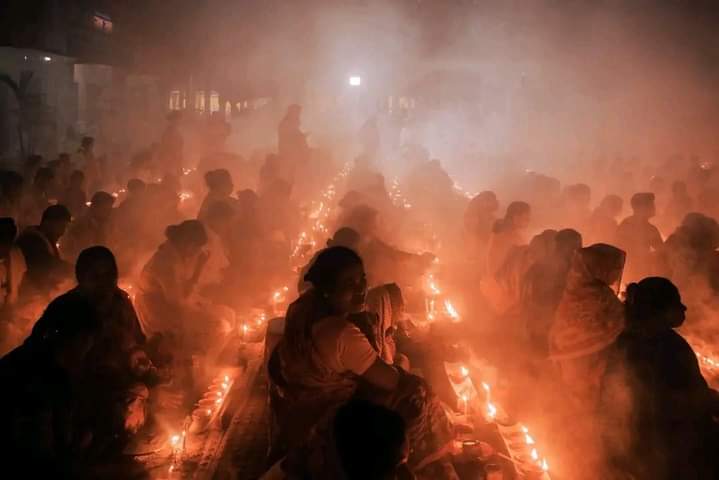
[487,402,497,419]
[531,448,539,461]
[481,382,490,393]
[460,366,469,378]
[170,434,180,446]
[444,300,460,320]
[525,433,535,445]
[542,458,549,471]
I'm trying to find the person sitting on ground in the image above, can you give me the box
[615,192,663,282]
[198,169,235,222]
[549,243,626,411]
[297,227,362,294]
[487,201,531,276]
[61,191,115,263]
[464,191,500,277]
[337,204,432,286]
[135,220,211,344]
[16,205,73,299]
[28,246,151,456]
[663,180,694,231]
[0,295,98,477]
[562,183,592,232]
[363,283,410,370]
[601,277,719,479]
[271,247,457,479]
[198,201,235,296]
[0,218,27,355]
[30,246,145,373]
[588,194,623,244]
[270,399,410,480]
[21,167,55,226]
[521,228,583,354]
[60,169,87,218]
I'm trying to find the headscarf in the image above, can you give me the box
[364,284,400,362]
[549,243,626,360]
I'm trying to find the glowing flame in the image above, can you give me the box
[224,375,230,383]
[460,366,469,378]
[530,448,539,461]
[179,191,193,202]
[525,433,535,445]
[444,300,460,320]
[487,402,497,419]
[170,434,180,446]
[542,458,549,472]
[427,275,441,295]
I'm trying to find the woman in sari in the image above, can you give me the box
[548,243,626,477]
[135,220,212,347]
[272,247,457,479]
[549,243,626,409]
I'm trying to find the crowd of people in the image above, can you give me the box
[0,102,718,480]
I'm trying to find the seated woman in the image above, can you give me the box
[364,283,410,370]
[549,243,626,411]
[271,247,457,479]
[601,277,719,479]
[135,220,214,349]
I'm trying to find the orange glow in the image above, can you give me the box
[444,300,460,320]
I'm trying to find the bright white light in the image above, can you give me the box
[349,76,361,86]
[43,56,52,62]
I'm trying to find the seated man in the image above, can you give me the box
[16,204,73,299]
[61,191,115,263]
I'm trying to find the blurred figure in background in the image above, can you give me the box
[158,111,184,176]
[615,193,663,282]
[60,170,87,219]
[663,180,694,231]
[17,205,72,300]
[198,169,235,222]
[61,191,115,263]
[588,194,623,244]
[464,191,499,279]
[21,167,55,226]
[521,228,583,355]
[277,104,310,184]
[486,201,531,276]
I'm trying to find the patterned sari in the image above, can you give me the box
[273,289,457,479]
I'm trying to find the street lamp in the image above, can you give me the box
[349,75,361,87]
